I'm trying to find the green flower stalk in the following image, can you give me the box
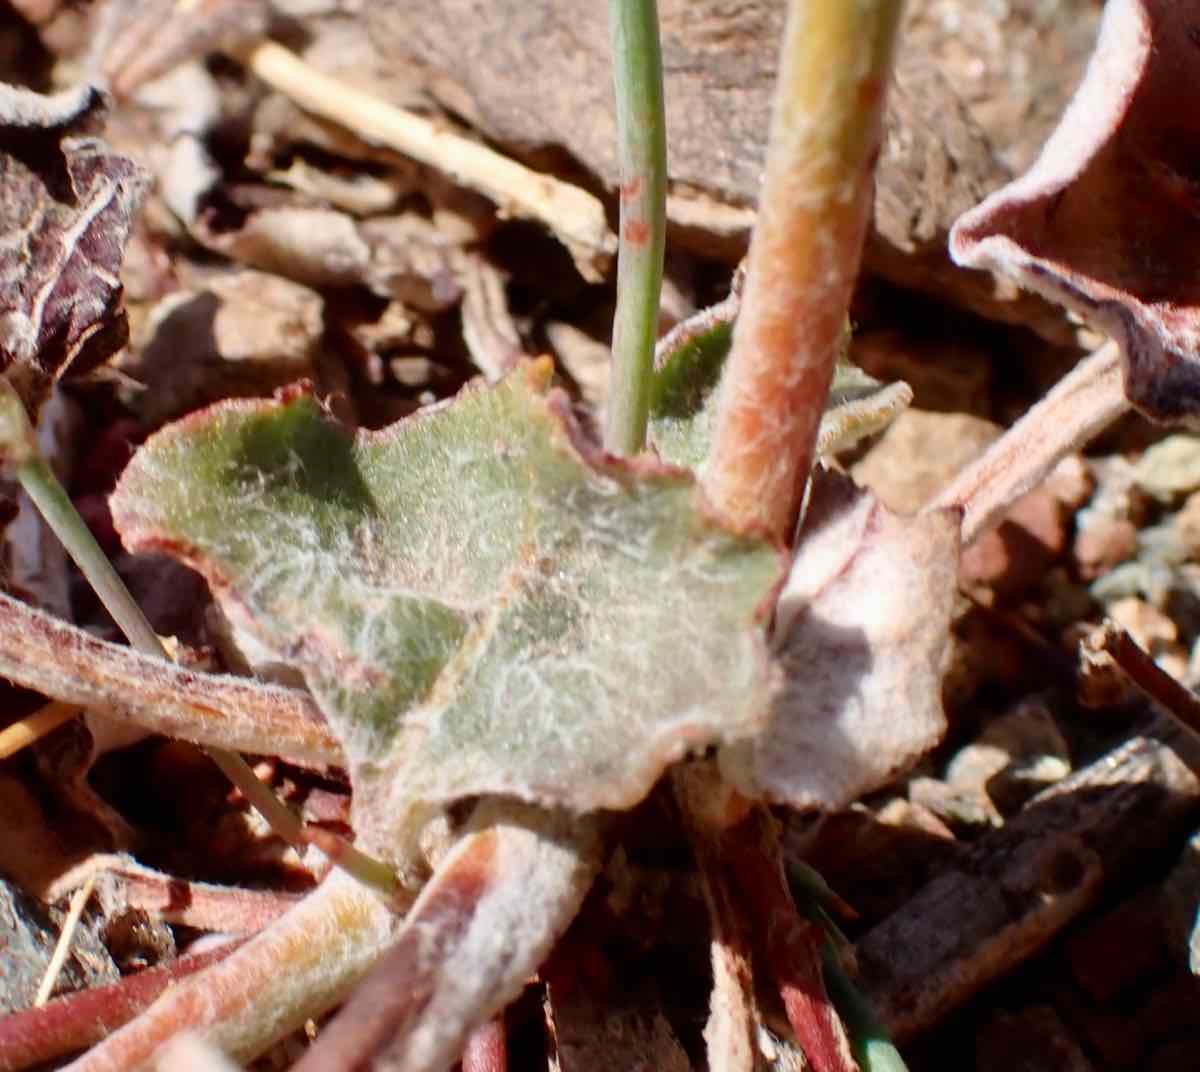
[704,0,905,540]
[605,0,668,456]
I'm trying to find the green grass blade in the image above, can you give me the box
[605,0,667,456]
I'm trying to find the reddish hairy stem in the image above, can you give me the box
[727,824,858,1072]
[704,0,904,540]
[0,940,244,1071]
[294,806,599,1072]
[65,872,401,1070]
[675,767,763,1070]
[929,340,1127,545]
[676,767,857,1072]
[462,1016,508,1072]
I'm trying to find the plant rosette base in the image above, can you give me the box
[111,359,786,875]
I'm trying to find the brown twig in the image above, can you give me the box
[46,855,300,935]
[33,874,97,1008]
[1084,621,1200,740]
[0,589,338,766]
[0,700,77,759]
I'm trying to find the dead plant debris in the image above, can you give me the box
[0,2,1199,1071]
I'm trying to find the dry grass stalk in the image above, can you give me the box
[240,41,616,283]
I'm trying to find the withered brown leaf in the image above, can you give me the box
[0,81,149,403]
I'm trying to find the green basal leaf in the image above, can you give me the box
[647,313,732,470]
[111,361,783,867]
[648,309,912,471]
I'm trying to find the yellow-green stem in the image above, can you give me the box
[604,0,667,456]
[705,0,904,540]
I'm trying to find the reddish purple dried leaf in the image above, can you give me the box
[0,82,148,398]
[950,0,1200,422]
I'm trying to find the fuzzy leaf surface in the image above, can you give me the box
[111,362,781,860]
[723,468,958,810]
[649,301,910,471]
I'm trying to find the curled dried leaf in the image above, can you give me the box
[950,0,1200,422]
[724,468,958,810]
